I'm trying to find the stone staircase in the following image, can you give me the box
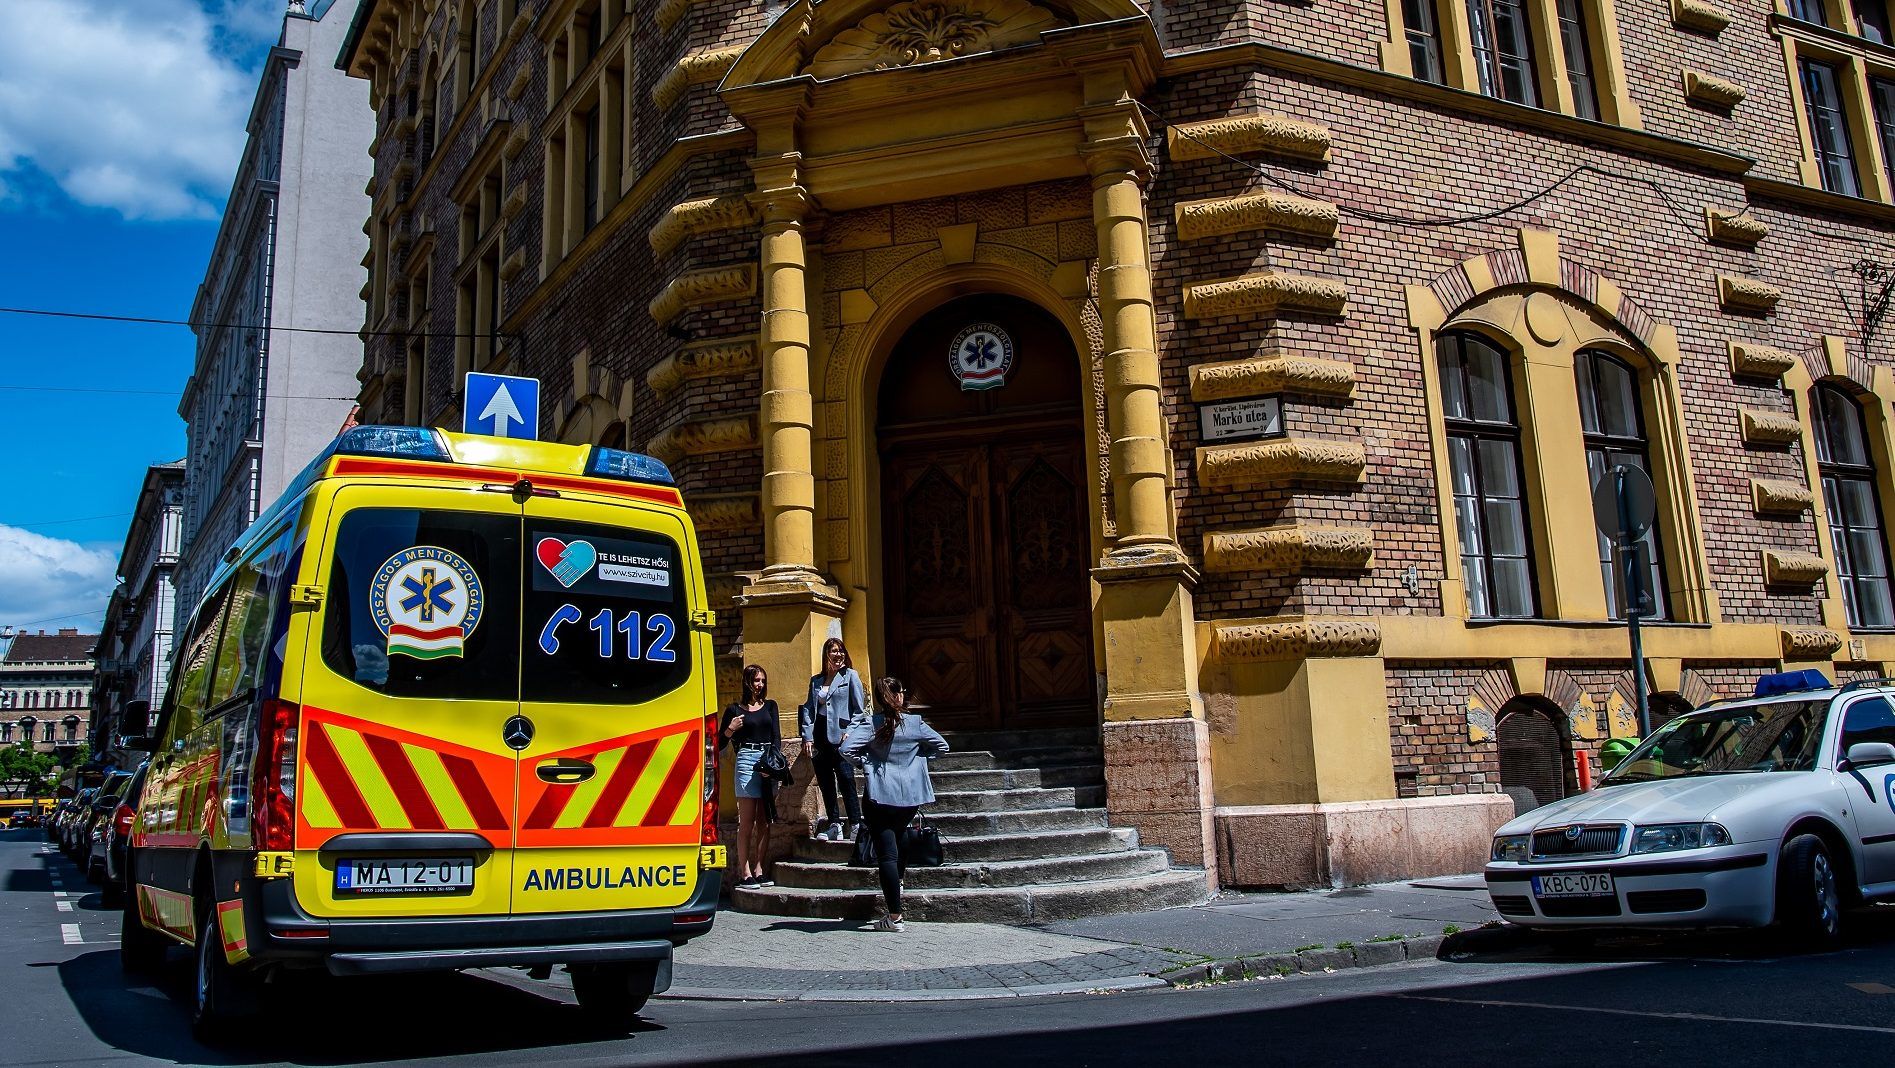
[730,729,1212,923]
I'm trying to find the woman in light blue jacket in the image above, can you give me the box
[799,638,867,840]
[843,677,949,932]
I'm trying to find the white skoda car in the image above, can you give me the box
[1485,673,1895,946]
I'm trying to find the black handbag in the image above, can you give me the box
[848,824,876,868]
[757,745,792,785]
[902,812,946,867]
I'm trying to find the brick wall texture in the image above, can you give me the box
[349,0,1895,797]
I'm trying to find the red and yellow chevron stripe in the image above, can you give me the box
[296,706,514,847]
[515,722,702,848]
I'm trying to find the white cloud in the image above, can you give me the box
[0,0,282,220]
[0,525,117,631]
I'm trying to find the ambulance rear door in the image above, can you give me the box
[510,493,709,914]
[292,484,523,918]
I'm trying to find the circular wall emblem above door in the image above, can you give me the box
[948,322,1015,391]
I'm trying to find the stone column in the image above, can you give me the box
[752,172,821,587]
[1077,89,1216,887]
[738,154,845,821]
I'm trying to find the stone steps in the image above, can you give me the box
[798,826,1141,864]
[734,728,1210,923]
[732,869,1211,924]
[929,767,1044,790]
[928,786,1077,813]
[771,847,1172,890]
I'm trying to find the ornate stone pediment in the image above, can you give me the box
[804,0,1070,80]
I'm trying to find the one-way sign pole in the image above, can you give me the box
[1594,463,1658,739]
[1615,467,1653,739]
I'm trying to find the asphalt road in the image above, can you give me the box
[6,828,1895,1067]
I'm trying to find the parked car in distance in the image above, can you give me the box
[1486,671,1895,948]
[58,788,98,856]
[7,810,41,828]
[94,765,146,905]
[81,772,133,878]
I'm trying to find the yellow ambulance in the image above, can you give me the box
[122,426,726,1038]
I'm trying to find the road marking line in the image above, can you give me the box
[55,900,72,912]
[1397,995,1895,1035]
[60,923,82,945]
[1848,982,1895,995]
[53,891,68,897]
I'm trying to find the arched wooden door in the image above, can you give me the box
[878,294,1094,731]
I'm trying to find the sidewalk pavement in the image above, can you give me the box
[658,875,1501,1001]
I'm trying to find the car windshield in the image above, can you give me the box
[1601,699,1828,783]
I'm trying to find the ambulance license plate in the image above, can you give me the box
[334,857,475,895]
[1531,872,1614,898]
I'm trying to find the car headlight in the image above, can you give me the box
[1630,822,1731,854]
[1491,834,1530,863]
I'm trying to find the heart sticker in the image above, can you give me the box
[536,537,598,588]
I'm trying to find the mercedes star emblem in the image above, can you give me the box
[503,715,535,751]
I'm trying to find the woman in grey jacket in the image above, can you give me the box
[799,638,867,840]
[842,677,949,932]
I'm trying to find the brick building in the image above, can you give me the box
[1,631,99,756]
[338,0,1895,895]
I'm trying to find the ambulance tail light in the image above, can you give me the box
[254,699,299,852]
[585,446,676,487]
[700,713,720,846]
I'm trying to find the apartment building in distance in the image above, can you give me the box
[337,0,1895,906]
[92,461,186,760]
[2,630,99,755]
[175,0,375,627]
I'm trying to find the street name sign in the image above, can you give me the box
[1199,396,1284,443]
[464,372,541,440]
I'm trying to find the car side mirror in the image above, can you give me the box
[1846,742,1895,768]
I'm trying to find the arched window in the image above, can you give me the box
[1577,349,1668,620]
[1438,333,1537,619]
[1813,384,1893,629]
[1497,699,1570,808]
[1648,692,1693,731]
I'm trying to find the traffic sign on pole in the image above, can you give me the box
[464,372,540,440]
[1594,464,1657,740]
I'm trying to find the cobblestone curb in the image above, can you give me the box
[657,976,1170,1002]
[1161,933,1448,987]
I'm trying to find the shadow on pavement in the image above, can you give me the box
[1440,902,1895,964]
[54,946,662,1064]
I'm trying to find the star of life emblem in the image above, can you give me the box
[949,322,1015,391]
[370,545,485,660]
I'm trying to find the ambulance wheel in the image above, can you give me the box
[570,962,657,1027]
[190,896,260,1041]
[119,889,167,976]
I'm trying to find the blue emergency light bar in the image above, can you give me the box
[332,425,452,461]
[586,446,676,487]
[1754,669,1832,697]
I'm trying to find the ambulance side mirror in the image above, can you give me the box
[1845,742,1895,769]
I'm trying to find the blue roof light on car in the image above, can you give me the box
[332,425,452,461]
[1754,669,1831,697]
[586,446,676,486]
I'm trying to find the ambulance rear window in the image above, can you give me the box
[320,509,521,700]
[522,520,692,705]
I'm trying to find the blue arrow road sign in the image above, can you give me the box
[464,372,540,440]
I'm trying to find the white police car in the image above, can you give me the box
[1485,671,1895,946]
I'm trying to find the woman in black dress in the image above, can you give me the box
[720,664,781,887]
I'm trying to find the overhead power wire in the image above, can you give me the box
[5,512,133,530]
[1133,99,1705,235]
[0,305,510,341]
[0,384,358,401]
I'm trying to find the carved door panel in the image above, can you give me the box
[992,435,1095,727]
[884,447,997,730]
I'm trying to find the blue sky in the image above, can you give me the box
[0,0,291,633]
